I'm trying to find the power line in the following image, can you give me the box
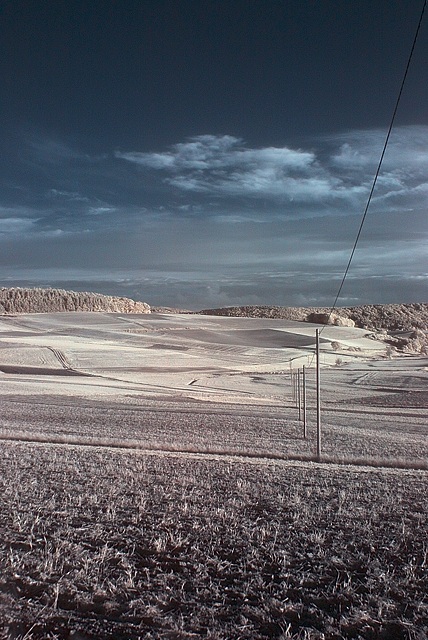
[289,1,427,460]
[325,0,427,324]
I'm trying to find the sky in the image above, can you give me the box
[1,0,427,310]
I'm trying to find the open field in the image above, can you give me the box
[1,444,427,639]
[0,312,427,638]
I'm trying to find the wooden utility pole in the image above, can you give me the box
[293,370,297,407]
[316,329,321,459]
[302,365,307,438]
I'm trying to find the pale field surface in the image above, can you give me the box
[0,312,427,463]
[0,312,427,639]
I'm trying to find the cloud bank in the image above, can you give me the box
[0,126,427,307]
[116,127,428,212]
[116,134,363,202]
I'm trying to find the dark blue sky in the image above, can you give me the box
[1,0,427,308]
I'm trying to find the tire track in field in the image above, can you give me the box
[46,347,72,369]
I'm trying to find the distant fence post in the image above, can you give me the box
[316,329,321,459]
[297,368,301,421]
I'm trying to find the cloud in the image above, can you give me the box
[116,135,344,202]
[28,136,93,165]
[118,134,315,171]
[47,189,91,202]
[88,206,117,216]
[116,127,428,213]
[0,205,41,235]
[0,205,39,219]
[1,126,427,308]
[326,125,428,209]
[329,126,428,171]
[0,217,36,235]
[167,171,343,201]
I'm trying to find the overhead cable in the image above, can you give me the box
[325,0,427,324]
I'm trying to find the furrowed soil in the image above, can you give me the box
[0,443,427,640]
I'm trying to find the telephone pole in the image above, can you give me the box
[316,329,321,459]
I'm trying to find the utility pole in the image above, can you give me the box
[297,367,301,420]
[316,329,321,459]
[292,369,297,407]
[302,365,307,438]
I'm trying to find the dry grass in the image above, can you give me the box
[0,441,427,639]
[1,387,427,468]
[1,430,427,471]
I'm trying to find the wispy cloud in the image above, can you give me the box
[326,125,428,210]
[116,134,346,202]
[47,189,91,202]
[116,135,314,171]
[0,218,36,235]
[28,136,94,165]
[328,126,428,171]
[0,205,40,236]
[116,127,428,212]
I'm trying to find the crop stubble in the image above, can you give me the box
[0,441,427,639]
[0,391,427,465]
